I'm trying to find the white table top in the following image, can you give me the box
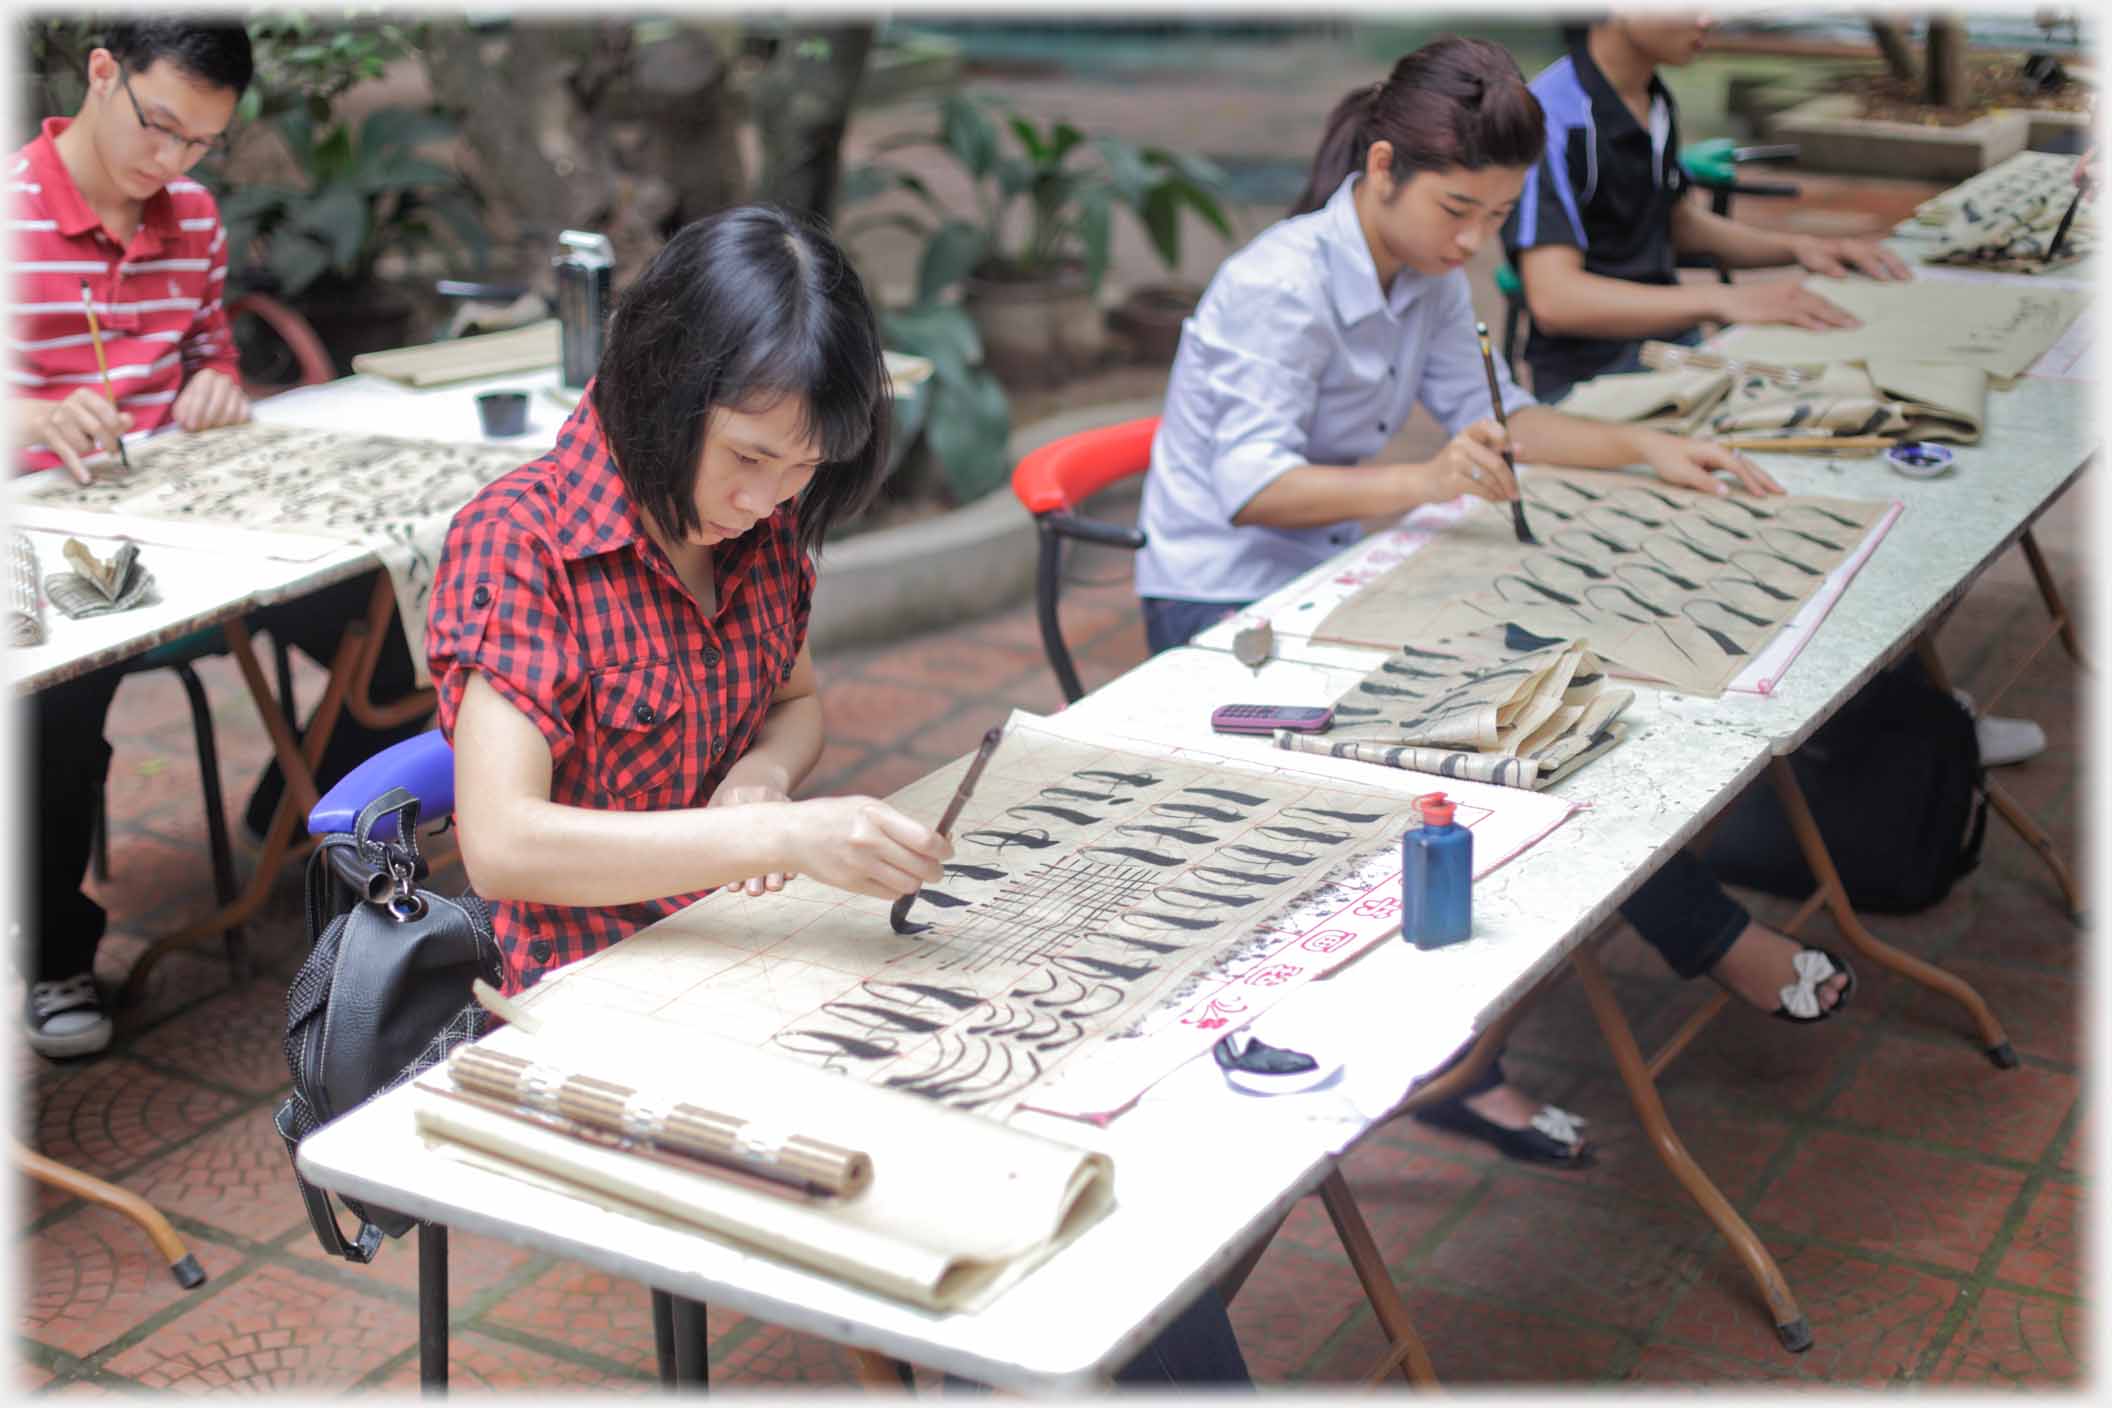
[7,370,561,693]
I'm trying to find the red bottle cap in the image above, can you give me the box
[1418,793,1456,827]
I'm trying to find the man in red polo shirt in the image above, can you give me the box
[13,20,426,1060]
[13,22,251,478]
[12,20,254,1059]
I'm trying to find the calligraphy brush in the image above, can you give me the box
[1473,321,1534,545]
[2045,177,2087,265]
[76,280,132,473]
[889,725,1004,935]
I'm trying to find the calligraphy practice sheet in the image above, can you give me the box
[1309,469,1894,697]
[1721,277,2086,383]
[527,714,1575,1125]
[1910,150,2096,273]
[1278,636,1633,790]
[18,420,528,681]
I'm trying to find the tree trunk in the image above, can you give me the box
[420,19,745,295]
[1867,17,1920,88]
[1925,14,1968,112]
[751,24,875,224]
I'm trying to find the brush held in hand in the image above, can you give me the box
[889,725,1005,935]
[1472,320,1536,545]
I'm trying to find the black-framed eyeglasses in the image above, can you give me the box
[116,65,230,161]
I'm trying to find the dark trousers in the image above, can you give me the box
[1141,596,1246,656]
[22,570,424,984]
[1529,325,1705,406]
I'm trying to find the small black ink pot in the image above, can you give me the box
[476,390,530,438]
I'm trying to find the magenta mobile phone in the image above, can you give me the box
[1210,703,1335,735]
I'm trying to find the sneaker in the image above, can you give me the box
[1953,689,2047,767]
[25,973,112,1059]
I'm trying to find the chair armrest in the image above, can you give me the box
[307,730,455,836]
[1042,511,1147,551]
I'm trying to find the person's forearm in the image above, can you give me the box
[1509,406,1657,471]
[718,692,824,796]
[1524,264,1727,339]
[460,793,810,907]
[1670,201,1802,271]
[1232,461,1430,529]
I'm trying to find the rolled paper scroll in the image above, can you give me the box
[10,533,45,647]
[446,1044,873,1198]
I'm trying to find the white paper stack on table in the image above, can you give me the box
[412,1011,1113,1313]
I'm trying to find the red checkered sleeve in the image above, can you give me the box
[426,476,588,764]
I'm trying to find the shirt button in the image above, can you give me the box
[712,738,727,758]
[1377,422,1388,433]
[702,647,722,667]
[471,586,492,608]
[635,702,656,725]
[1388,364,1397,377]
[528,939,553,962]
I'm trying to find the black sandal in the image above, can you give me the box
[1412,1097,1595,1168]
[1771,946,1857,1024]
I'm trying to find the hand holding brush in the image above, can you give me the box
[1472,321,1536,544]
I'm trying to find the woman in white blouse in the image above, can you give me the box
[1136,36,1852,1168]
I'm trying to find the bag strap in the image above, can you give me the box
[273,1097,384,1263]
[354,786,424,873]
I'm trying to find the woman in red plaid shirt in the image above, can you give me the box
[430,206,1254,1386]
[426,206,952,996]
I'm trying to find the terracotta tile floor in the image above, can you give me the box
[12,154,2087,1390]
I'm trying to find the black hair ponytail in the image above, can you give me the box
[1288,36,1546,218]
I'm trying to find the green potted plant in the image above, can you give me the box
[843,92,1233,386]
[215,104,487,373]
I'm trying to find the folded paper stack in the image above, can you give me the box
[44,537,156,619]
[1276,634,1631,790]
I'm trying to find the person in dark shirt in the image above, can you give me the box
[1504,10,1909,402]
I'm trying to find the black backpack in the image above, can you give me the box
[273,788,502,1262]
[1704,657,1989,914]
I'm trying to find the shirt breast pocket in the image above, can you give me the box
[589,662,698,809]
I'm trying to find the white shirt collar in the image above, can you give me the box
[1321,172,1430,328]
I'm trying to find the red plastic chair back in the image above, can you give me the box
[1010,416,1160,516]
[227,292,336,397]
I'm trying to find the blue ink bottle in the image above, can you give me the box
[1402,792,1472,949]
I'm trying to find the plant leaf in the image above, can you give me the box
[915,220,988,306]
[267,236,331,298]
[880,302,982,374]
[929,369,1013,505]
[1093,136,1156,206]
[357,106,455,156]
[1077,185,1113,292]
[1047,122,1084,166]
[1140,186,1181,269]
[290,185,369,270]
[355,156,460,195]
[837,163,896,205]
[995,154,1035,202]
[940,92,997,178]
[1007,114,1050,166]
